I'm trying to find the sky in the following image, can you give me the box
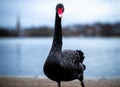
[0,0,120,28]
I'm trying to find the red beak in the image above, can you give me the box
[58,8,63,18]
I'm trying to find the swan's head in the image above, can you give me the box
[56,3,64,18]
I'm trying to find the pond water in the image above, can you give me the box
[0,37,120,78]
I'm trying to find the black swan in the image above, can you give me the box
[43,3,86,87]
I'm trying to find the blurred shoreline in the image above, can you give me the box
[0,22,120,37]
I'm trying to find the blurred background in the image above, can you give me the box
[0,0,120,78]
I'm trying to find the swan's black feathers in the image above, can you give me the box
[43,3,86,87]
[60,50,85,72]
[76,50,85,63]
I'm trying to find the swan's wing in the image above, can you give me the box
[60,50,85,70]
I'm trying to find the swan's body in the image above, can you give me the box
[43,3,86,87]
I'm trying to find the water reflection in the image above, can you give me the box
[0,37,120,78]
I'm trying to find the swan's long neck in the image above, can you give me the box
[50,12,62,52]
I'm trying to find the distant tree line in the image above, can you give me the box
[24,27,53,37]
[0,27,18,37]
[22,22,120,37]
[0,22,120,37]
